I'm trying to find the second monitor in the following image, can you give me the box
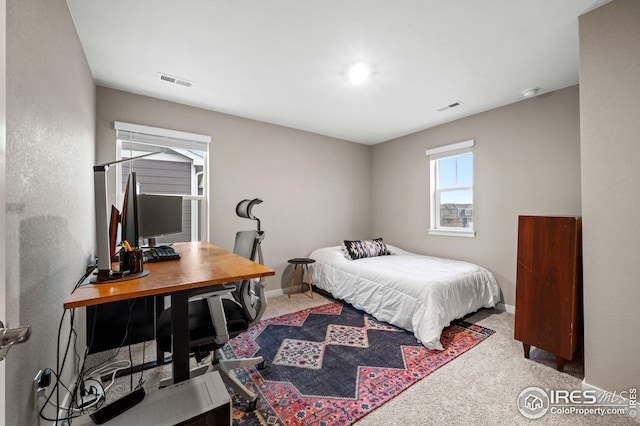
[138,194,183,247]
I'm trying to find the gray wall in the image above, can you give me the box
[579,0,640,396]
[5,0,96,424]
[96,87,372,290]
[371,85,582,307]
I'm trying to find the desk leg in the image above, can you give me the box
[155,295,166,366]
[171,291,190,383]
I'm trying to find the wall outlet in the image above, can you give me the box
[33,369,50,410]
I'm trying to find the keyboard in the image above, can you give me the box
[143,246,181,263]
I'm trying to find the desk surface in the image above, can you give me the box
[64,241,275,309]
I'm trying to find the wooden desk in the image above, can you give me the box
[65,241,274,383]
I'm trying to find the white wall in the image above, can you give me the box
[371,85,582,307]
[96,87,372,290]
[579,0,640,396]
[5,0,95,424]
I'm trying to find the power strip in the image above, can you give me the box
[45,373,105,425]
[77,376,105,411]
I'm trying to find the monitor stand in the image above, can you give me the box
[142,238,174,249]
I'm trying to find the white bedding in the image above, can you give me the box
[309,245,500,350]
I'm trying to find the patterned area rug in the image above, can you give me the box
[227,301,494,425]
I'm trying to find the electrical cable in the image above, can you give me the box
[82,297,138,381]
[39,263,154,422]
[71,377,105,415]
[38,369,73,421]
[127,299,135,391]
[42,380,103,413]
[86,359,131,378]
[85,359,132,394]
[137,297,150,389]
[38,264,99,423]
[38,369,105,421]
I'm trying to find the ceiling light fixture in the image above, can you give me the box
[347,63,371,84]
[522,87,540,98]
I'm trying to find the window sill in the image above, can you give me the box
[428,229,476,238]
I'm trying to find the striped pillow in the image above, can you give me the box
[342,238,392,260]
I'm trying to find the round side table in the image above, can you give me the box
[287,258,316,299]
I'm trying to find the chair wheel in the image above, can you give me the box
[248,398,259,411]
[258,360,267,370]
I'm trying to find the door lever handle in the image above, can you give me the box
[0,320,31,361]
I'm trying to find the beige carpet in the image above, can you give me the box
[84,293,636,426]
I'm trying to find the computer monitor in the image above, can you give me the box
[108,205,120,259]
[138,194,183,246]
[121,172,140,248]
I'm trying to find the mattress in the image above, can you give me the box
[309,245,501,350]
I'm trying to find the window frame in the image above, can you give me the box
[114,121,210,243]
[426,139,475,238]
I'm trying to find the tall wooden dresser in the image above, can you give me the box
[514,215,582,371]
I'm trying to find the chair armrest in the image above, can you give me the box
[191,283,237,345]
[205,295,230,345]
[189,283,236,300]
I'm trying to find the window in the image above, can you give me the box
[426,140,475,237]
[115,121,210,244]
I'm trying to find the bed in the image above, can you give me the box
[309,242,501,350]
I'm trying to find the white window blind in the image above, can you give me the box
[114,121,210,151]
[425,139,474,159]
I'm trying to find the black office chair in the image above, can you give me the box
[156,199,267,409]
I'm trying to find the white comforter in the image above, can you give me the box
[309,245,501,350]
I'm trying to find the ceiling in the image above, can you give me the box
[66,0,609,145]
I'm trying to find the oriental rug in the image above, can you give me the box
[226,301,494,425]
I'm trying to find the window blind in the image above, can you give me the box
[425,139,474,160]
[114,121,210,151]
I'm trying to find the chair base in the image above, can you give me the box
[160,350,265,409]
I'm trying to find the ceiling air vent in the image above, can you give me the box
[157,72,192,88]
[437,101,463,112]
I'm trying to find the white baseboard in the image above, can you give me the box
[265,287,288,298]
[582,379,639,423]
[495,302,515,314]
[265,286,320,299]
